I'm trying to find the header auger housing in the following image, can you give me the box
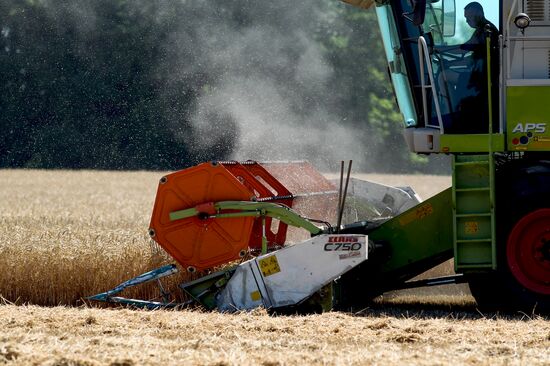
[148,161,338,271]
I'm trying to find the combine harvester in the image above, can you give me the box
[91,0,549,312]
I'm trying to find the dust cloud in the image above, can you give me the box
[158,1,368,171]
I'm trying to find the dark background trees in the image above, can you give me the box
[0,0,448,173]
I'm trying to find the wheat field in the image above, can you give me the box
[0,170,179,306]
[0,169,455,306]
[1,169,549,366]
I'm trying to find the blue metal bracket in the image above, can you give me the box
[88,264,191,309]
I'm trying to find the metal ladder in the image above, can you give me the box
[452,153,497,270]
[418,36,444,132]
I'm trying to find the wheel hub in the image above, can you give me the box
[507,208,550,295]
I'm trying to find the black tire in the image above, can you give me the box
[469,161,550,313]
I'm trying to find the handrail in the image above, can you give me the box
[486,33,494,137]
[417,36,444,133]
[498,35,504,134]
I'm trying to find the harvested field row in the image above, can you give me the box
[0,304,548,365]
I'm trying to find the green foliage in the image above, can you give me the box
[318,3,439,172]
[0,0,445,172]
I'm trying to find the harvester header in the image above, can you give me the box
[91,160,434,311]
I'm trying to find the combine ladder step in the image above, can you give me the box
[452,154,496,270]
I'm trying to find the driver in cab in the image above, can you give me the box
[456,2,499,133]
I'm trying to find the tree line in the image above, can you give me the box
[0,0,448,173]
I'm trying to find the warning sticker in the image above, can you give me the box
[464,221,479,234]
[250,291,261,301]
[258,255,281,277]
[399,203,434,226]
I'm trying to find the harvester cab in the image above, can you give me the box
[345,0,550,151]
[90,0,550,312]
